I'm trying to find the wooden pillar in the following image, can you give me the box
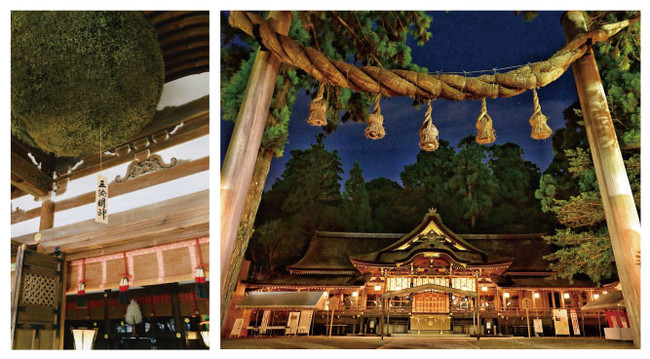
[220,11,292,298]
[551,291,556,308]
[103,290,111,347]
[57,258,68,349]
[562,11,641,348]
[39,200,55,230]
[171,292,185,349]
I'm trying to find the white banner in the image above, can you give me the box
[570,310,581,336]
[95,175,108,223]
[286,311,301,335]
[297,310,313,334]
[260,310,270,334]
[553,309,570,335]
[230,318,245,338]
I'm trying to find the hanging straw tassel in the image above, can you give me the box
[77,258,87,307]
[364,94,386,140]
[307,84,328,126]
[529,88,552,140]
[118,252,131,305]
[77,281,87,308]
[194,238,209,299]
[419,100,439,151]
[475,98,496,144]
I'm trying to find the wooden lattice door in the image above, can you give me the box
[11,245,65,349]
[413,292,449,313]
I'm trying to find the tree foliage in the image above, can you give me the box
[343,162,372,232]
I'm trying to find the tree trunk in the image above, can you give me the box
[220,145,274,328]
[562,11,641,348]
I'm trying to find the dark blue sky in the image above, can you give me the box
[221,11,579,190]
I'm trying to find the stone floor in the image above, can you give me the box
[221,336,634,349]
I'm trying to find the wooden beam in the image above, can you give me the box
[12,190,209,254]
[562,11,641,348]
[220,10,292,300]
[11,152,52,197]
[12,156,209,224]
[65,224,208,261]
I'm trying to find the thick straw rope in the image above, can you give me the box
[229,11,638,101]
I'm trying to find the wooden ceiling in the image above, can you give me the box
[11,11,209,200]
[145,11,209,83]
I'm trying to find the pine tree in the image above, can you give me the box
[449,136,498,232]
[343,162,372,231]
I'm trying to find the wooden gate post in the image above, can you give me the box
[561,11,641,348]
[220,11,292,304]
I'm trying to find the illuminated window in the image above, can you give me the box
[387,277,411,291]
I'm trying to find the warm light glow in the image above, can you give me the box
[200,331,210,348]
[594,294,600,299]
[395,286,401,291]
[323,291,328,297]
[461,286,468,291]
[563,293,570,299]
[374,285,381,291]
[482,286,488,292]
[503,292,510,298]
[72,328,97,350]
[603,291,608,295]
[352,291,358,297]
[533,292,540,299]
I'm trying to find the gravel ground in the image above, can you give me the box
[221,336,634,349]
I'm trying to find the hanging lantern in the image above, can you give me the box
[529,88,552,140]
[364,94,386,140]
[118,252,131,305]
[419,100,439,151]
[307,84,328,126]
[475,98,496,144]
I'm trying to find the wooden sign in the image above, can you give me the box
[552,309,570,335]
[95,175,108,223]
[297,310,313,334]
[260,310,270,334]
[570,310,581,336]
[230,318,245,338]
[286,312,300,335]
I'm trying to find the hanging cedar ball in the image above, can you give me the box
[475,98,496,144]
[307,84,328,126]
[11,11,165,157]
[364,94,386,140]
[529,88,552,140]
[419,100,439,151]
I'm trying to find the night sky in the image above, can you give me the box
[221,11,579,190]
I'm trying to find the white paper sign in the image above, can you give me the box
[286,312,301,335]
[553,309,570,335]
[95,175,108,223]
[570,310,581,335]
[230,318,245,338]
[533,318,544,334]
[297,310,313,334]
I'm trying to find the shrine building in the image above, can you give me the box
[226,210,622,338]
